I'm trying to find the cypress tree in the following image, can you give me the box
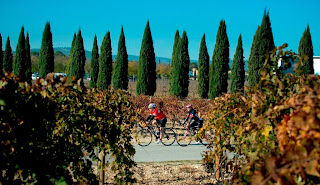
[66,33,77,75]
[230,34,245,93]
[113,26,129,90]
[209,20,229,99]
[3,36,13,73]
[25,32,32,84]
[171,31,190,98]
[70,33,77,61]
[90,34,99,88]
[297,25,314,75]
[97,31,112,89]
[169,30,180,95]
[248,26,261,87]
[0,34,3,71]
[180,31,190,98]
[136,21,156,95]
[198,33,209,98]
[39,22,54,78]
[68,29,86,84]
[14,26,26,79]
[248,10,274,86]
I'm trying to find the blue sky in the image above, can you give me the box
[1,0,320,61]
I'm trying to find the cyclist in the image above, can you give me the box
[145,103,167,144]
[183,104,203,131]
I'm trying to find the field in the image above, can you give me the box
[102,161,218,185]
[128,78,200,98]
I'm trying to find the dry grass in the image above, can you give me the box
[104,161,218,185]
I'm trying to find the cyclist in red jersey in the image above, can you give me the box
[145,103,167,144]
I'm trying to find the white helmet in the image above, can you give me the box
[148,103,156,109]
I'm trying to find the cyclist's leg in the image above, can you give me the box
[151,120,158,131]
[159,118,167,140]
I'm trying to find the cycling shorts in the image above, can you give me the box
[156,117,167,127]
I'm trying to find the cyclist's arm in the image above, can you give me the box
[183,115,189,125]
[146,115,155,122]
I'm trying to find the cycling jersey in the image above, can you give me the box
[146,109,166,122]
[184,108,200,123]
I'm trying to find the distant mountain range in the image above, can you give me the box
[30,47,175,63]
[29,47,248,70]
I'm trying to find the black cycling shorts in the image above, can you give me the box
[190,119,203,128]
[156,117,167,127]
[190,120,199,128]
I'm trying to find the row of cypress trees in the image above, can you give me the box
[0,27,32,84]
[0,11,315,98]
[89,26,129,90]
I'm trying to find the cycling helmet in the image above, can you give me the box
[186,104,192,108]
[148,103,156,109]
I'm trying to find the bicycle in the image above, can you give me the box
[175,119,213,147]
[135,122,176,146]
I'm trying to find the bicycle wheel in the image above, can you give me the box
[136,128,152,146]
[161,128,176,146]
[176,129,192,146]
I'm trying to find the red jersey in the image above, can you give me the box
[150,109,166,120]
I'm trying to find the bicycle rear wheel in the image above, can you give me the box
[161,128,176,146]
[136,128,152,146]
[176,129,192,146]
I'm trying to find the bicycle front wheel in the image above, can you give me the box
[176,129,192,146]
[161,128,176,146]
[136,128,152,146]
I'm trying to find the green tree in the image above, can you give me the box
[296,25,314,75]
[97,31,112,89]
[209,20,229,99]
[3,37,13,73]
[90,34,99,88]
[169,30,180,95]
[136,21,156,95]
[248,26,260,87]
[68,29,86,84]
[25,32,32,84]
[54,54,68,73]
[14,26,26,80]
[39,22,54,78]
[198,33,210,98]
[31,52,39,73]
[248,10,274,86]
[128,61,138,77]
[0,34,3,71]
[230,35,245,93]
[171,31,190,98]
[66,33,76,75]
[54,51,66,57]
[113,27,129,90]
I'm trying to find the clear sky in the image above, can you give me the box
[1,0,320,61]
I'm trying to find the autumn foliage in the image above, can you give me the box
[0,73,138,184]
[201,45,320,184]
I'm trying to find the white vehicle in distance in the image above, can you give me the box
[54,73,67,78]
[31,73,39,80]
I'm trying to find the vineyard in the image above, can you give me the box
[1,45,320,184]
[0,73,138,184]
[129,45,320,184]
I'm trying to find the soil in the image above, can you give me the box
[104,160,219,185]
